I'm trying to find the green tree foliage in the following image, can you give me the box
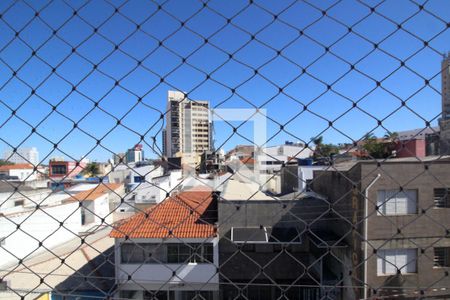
[0,160,14,166]
[312,136,340,159]
[83,162,100,177]
[362,132,398,159]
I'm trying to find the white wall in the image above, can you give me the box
[133,170,183,204]
[0,202,82,268]
[94,193,113,225]
[0,189,51,212]
[298,165,328,192]
[0,184,123,267]
[3,168,37,181]
[263,144,313,158]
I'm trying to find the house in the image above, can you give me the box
[0,163,38,181]
[0,183,124,268]
[63,183,124,228]
[48,159,87,190]
[0,181,50,212]
[393,127,439,158]
[110,190,219,299]
[0,227,115,300]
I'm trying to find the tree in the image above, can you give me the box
[312,136,339,159]
[312,136,323,147]
[362,133,396,159]
[83,162,100,177]
[384,131,399,141]
[363,138,388,158]
[0,159,14,166]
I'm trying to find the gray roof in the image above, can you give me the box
[0,181,34,193]
[396,126,439,141]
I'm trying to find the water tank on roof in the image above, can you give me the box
[298,158,313,166]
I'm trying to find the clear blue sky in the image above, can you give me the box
[0,0,449,163]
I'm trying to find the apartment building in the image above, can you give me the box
[163,91,212,159]
[3,147,39,165]
[439,53,450,155]
[126,144,144,163]
[312,157,450,299]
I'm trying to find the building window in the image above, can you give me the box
[51,165,67,175]
[121,243,213,264]
[143,291,174,300]
[434,247,450,267]
[377,189,417,216]
[179,291,214,300]
[134,176,143,183]
[120,291,138,299]
[167,243,213,264]
[377,248,417,275]
[434,188,450,208]
[14,200,24,207]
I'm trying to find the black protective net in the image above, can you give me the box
[0,0,449,299]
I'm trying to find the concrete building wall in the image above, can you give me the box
[217,199,341,299]
[312,160,450,299]
[394,139,426,158]
[360,161,450,298]
[439,55,450,155]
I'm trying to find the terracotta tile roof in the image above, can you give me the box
[0,163,34,170]
[110,191,216,239]
[64,183,123,202]
[240,157,255,164]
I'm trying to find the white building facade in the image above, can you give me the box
[0,164,38,181]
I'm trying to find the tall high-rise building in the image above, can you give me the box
[3,147,39,165]
[439,53,450,154]
[163,91,212,158]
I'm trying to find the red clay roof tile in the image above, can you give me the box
[110,191,215,239]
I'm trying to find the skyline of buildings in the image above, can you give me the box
[1,55,449,168]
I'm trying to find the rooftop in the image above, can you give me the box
[327,155,450,172]
[396,126,439,141]
[0,163,34,170]
[0,227,114,299]
[0,181,35,193]
[63,183,122,202]
[110,190,216,239]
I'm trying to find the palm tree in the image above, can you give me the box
[312,136,323,147]
[384,131,398,141]
[363,132,376,141]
